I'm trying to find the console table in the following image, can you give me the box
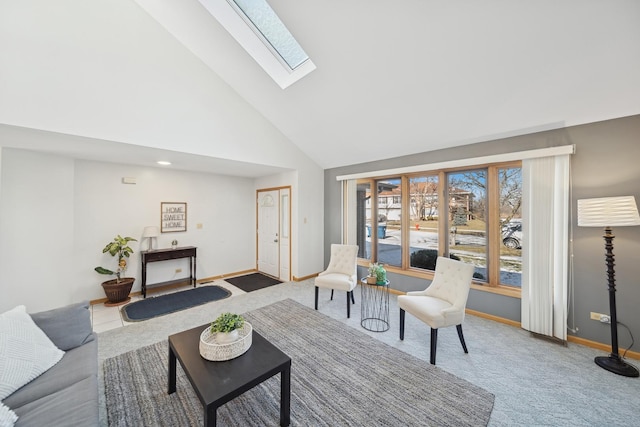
[141,246,197,298]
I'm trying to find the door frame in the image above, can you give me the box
[256,186,292,281]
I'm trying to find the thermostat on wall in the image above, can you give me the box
[122,177,136,184]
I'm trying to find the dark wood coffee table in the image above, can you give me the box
[168,324,291,427]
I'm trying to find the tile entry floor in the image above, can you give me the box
[90,280,245,333]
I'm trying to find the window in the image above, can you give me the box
[353,162,523,289]
[356,181,372,260]
[409,175,440,271]
[376,178,402,268]
[229,0,309,70]
[448,170,487,281]
[198,0,316,89]
[498,167,522,287]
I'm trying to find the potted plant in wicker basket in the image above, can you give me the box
[95,235,137,306]
[200,312,252,361]
[210,312,245,344]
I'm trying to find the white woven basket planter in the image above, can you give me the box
[199,322,253,361]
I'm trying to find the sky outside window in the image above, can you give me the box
[230,0,309,70]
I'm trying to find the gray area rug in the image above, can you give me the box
[104,299,494,426]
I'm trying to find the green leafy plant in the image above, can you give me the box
[94,235,137,283]
[210,313,245,333]
[368,262,387,283]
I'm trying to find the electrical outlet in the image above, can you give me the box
[590,312,610,323]
[175,268,182,273]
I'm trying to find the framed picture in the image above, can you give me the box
[161,202,187,233]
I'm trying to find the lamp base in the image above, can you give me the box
[595,355,639,377]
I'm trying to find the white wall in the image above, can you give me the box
[0,0,328,296]
[0,149,76,312]
[0,148,258,312]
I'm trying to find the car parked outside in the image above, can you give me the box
[501,220,522,249]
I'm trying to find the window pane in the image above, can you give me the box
[230,0,309,69]
[376,178,402,267]
[356,181,371,260]
[448,170,487,281]
[499,167,523,287]
[409,175,440,271]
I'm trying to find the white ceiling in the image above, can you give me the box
[0,124,291,178]
[2,1,639,174]
[131,0,640,169]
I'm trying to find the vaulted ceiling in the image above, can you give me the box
[1,1,639,174]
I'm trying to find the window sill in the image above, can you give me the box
[358,260,521,299]
[470,283,521,299]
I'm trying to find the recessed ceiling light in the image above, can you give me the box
[157,161,172,166]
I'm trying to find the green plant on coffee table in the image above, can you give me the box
[210,313,245,333]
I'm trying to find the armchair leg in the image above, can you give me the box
[456,324,468,353]
[330,289,334,300]
[315,286,319,310]
[346,291,351,318]
[399,309,405,340]
[430,328,438,365]
[351,291,355,304]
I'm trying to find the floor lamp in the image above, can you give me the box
[577,196,640,377]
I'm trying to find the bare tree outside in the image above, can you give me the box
[447,170,487,280]
[498,167,522,286]
[409,176,439,221]
[499,167,522,226]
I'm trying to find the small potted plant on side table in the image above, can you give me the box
[368,262,387,284]
[95,235,137,306]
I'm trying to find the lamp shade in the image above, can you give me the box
[142,226,160,238]
[577,196,640,227]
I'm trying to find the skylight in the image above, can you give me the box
[198,0,316,89]
[228,0,309,70]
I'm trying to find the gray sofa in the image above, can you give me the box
[3,301,98,426]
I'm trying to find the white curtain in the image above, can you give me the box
[342,179,357,245]
[521,155,570,340]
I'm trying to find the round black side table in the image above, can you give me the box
[360,278,390,332]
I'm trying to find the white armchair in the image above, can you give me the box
[314,244,359,318]
[398,256,475,365]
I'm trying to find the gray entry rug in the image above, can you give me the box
[104,299,494,426]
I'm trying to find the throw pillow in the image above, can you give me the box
[0,305,65,401]
[0,402,18,427]
[30,301,94,351]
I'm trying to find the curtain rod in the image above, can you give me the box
[336,145,575,181]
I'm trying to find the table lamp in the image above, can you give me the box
[142,226,159,251]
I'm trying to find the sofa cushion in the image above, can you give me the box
[0,402,18,427]
[0,306,64,401]
[30,301,94,351]
[3,337,97,409]
[11,376,98,427]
